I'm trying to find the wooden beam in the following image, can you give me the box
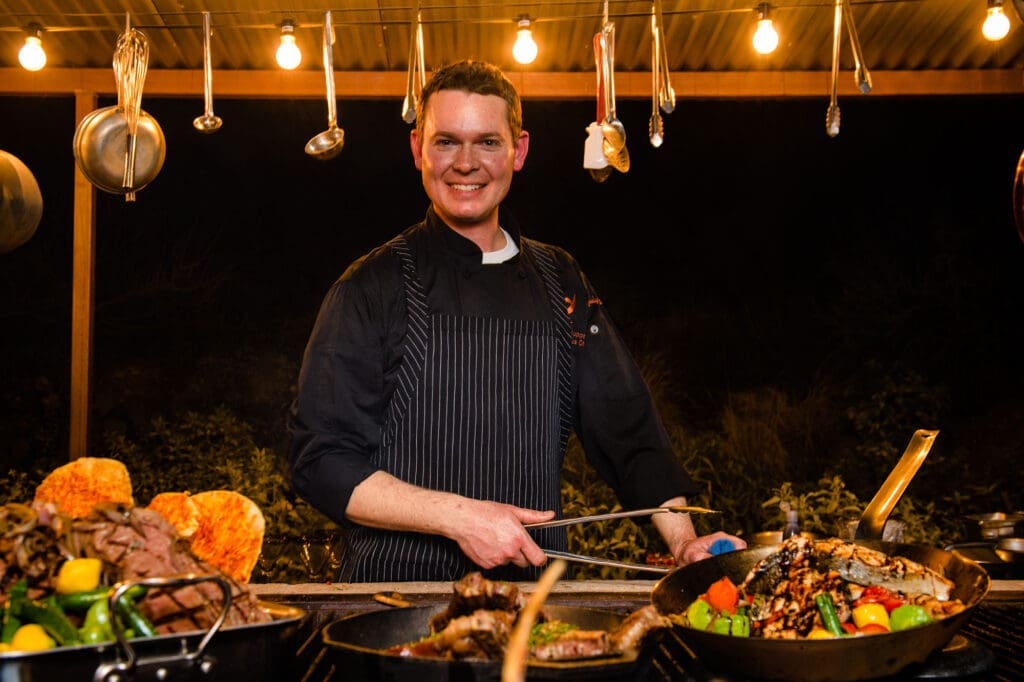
[1,68,1022,99]
[70,90,96,461]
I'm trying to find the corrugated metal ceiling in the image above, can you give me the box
[0,1,1022,76]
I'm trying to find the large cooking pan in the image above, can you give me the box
[321,602,661,682]
[650,429,991,681]
[650,541,989,681]
[0,575,304,682]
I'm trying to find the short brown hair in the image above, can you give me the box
[416,60,523,140]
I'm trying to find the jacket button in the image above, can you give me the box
[463,270,472,279]
[589,324,600,335]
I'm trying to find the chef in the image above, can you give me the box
[288,60,745,582]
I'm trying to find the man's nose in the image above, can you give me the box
[453,145,478,171]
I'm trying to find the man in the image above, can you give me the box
[288,60,743,582]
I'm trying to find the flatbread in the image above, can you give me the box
[33,457,134,518]
[188,490,265,583]
[147,491,200,538]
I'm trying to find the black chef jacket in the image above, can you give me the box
[288,206,696,527]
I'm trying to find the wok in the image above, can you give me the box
[651,540,990,681]
[321,602,661,682]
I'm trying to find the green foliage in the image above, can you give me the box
[101,406,337,582]
[761,477,862,537]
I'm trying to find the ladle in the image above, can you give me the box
[401,12,425,124]
[193,12,222,133]
[648,7,664,148]
[305,11,345,160]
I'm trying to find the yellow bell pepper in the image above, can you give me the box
[9,624,56,652]
[54,557,103,594]
[852,602,890,631]
[807,627,836,639]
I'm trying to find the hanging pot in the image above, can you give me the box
[0,149,43,254]
[73,105,166,195]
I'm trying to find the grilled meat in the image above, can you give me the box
[531,629,610,661]
[609,604,670,652]
[392,609,516,659]
[429,572,527,632]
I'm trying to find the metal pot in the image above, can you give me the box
[320,603,659,681]
[73,105,166,195]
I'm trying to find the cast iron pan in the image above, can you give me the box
[321,602,659,682]
[650,541,990,681]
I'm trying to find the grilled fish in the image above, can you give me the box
[740,536,954,601]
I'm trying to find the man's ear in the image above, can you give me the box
[410,129,423,170]
[513,130,529,171]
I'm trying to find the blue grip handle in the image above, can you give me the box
[709,538,735,556]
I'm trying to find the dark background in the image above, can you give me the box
[2,92,1023,514]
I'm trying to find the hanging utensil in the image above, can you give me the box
[401,11,425,124]
[654,0,675,114]
[584,32,611,182]
[305,11,345,160]
[599,23,629,172]
[114,15,150,201]
[825,0,842,137]
[649,6,664,148]
[842,0,872,94]
[194,11,223,133]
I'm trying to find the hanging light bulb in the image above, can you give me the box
[18,24,46,71]
[982,0,1011,41]
[276,20,302,69]
[512,16,538,65]
[752,3,779,55]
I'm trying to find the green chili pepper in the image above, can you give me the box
[114,596,156,638]
[20,600,81,646]
[57,584,147,612]
[685,598,713,631]
[815,593,845,638]
[78,598,115,644]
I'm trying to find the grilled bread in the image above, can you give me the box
[33,457,134,518]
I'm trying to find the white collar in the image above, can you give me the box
[481,227,519,264]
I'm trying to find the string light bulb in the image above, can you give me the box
[18,24,46,71]
[752,3,779,55]
[512,16,538,65]
[982,0,1011,41]
[276,20,302,69]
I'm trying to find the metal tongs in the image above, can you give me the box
[525,505,718,575]
[649,0,675,147]
[826,0,872,137]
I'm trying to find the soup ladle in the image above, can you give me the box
[193,12,222,133]
[305,11,344,160]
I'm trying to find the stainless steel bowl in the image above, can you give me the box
[995,537,1024,563]
[966,512,1024,540]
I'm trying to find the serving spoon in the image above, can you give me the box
[193,12,222,133]
[305,11,345,160]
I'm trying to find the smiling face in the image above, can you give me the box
[410,89,529,234]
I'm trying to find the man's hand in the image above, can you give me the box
[652,495,747,566]
[346,471,555,569]
[444,500,554,569]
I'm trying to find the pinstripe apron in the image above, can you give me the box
[339,235,574,582]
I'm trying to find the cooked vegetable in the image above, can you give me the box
[79,599,114,644]
[853,585,905,613]
[57,584,147,612]
[685,598,713,631]
[9,624,55,652]
[55,557,103,594]
[705,576,740,613]
[889,604,933,632]
[851,603,890,631]
[114,595,156,638]
[20,598,80,646]
[815,593,845,637]
[807,627,835,639]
